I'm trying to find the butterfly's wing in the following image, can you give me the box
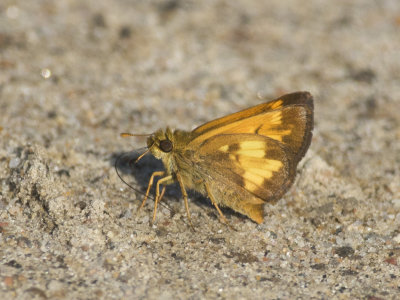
[188,92,314,223]
[189,91,313,165]
[192,134,295,223]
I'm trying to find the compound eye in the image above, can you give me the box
[159,139,173,152]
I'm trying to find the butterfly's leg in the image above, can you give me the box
[158,185,166,203]
[176,172,195,230]
[139,171,164,211]
[152,175,173,223]
[204,182,236,230]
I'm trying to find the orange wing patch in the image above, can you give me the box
[266,99,283,110]
[198,134,290,201]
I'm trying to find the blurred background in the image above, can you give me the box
[1,0,399,183]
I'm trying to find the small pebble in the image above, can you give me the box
[393,234,400,244]
[9,157,21,168]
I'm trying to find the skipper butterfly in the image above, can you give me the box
[121,91,314,226]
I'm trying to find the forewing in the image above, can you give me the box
[190,91,313,164]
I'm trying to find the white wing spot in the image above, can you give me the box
[219,145,229,152]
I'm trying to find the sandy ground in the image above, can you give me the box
[1,0,400,299]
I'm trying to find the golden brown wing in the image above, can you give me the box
[189,91,313,164]
[194,134,296,223]
[197,132,296,197]
[185,92,313,223]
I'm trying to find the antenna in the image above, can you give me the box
[120,133,150,138]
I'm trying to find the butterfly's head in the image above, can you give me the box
[147,127,174,160]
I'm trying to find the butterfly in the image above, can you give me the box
[121,91,314,227]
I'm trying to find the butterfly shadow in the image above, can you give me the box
[110,150,239,224]
[111,150,181,206]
